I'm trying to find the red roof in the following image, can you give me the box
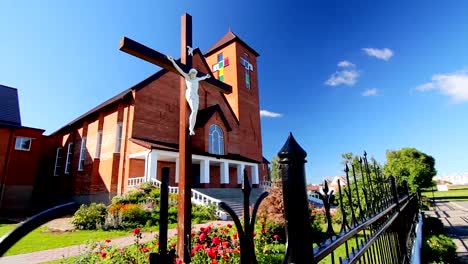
[205,31,259,57]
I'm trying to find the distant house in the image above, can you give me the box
[434,173,468,185]
[321,175,348,193]
[0,85,59,216]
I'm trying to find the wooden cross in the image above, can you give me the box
[119,13,231,262]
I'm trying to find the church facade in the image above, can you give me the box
[47,31,269,203]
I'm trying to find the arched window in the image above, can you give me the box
[209,124,224,155]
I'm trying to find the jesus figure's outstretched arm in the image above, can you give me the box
[167,56,189,79]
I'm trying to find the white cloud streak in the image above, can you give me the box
[325,69,360,86]
[362,88,378,96]
[416,70,468,103]
[260,110,283,118]
[337,60,355,68]
[362,48,394,61]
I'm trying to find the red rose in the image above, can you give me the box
[199,232,207,241]
[232,233,238,240]
[273,234,279,239]
[101,252,107,258]
[133,228,141,234]
[105,239,111,243]
[212,236,220,245]
[227,223,232,228]
[142,247,150,252]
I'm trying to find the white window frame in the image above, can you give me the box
[14,137,32,151]
[208,124,224,155]
[53,147,63,176]
[114,122,123,153]
[95,131,103,159]
[78,138,87,171]
[64,143,73,174]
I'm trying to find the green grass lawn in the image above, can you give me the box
[422,186,468,201]
[0,224,131,256]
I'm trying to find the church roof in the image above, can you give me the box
[0,84,22,127]
[205,31,259,57]
[195,104,232,131]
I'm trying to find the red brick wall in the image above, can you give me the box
[0,128,13,181]
[129,159,145,178]
[52,101,134,196]
[3,127,47,186]
[133,72,180,145]
[0,126,60,213]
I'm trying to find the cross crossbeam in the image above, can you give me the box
[119,37,232,94]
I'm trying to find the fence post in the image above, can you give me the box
[278,133,314,264]
[389,176,399,211]
[150,167,175,264]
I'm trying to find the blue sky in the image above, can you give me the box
[1,1,468,183]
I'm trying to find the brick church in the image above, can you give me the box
[0,31,269,213]
[52,31,269,203]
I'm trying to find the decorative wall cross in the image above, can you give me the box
[240,54,254,89]
[212,53,230,82]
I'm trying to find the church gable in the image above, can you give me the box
[132,71,181,145]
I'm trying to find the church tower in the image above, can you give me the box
[205,31,263,162]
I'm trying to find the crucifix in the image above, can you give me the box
[119,13,231,262]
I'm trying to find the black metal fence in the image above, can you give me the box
[0,133,419,263]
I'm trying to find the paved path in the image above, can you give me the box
[0,221,232,264]
[426,201,468,263]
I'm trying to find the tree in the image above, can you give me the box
[270,156,281,181]
[384,148,437,192]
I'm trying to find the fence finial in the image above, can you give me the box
[278,133,314,263]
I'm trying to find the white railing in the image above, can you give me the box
[128,177,146,188]
[127,177,227,220]
[150,178,179,193]
[191,190,228,220]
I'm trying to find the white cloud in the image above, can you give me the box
[362,48,394,61]
[260,110,282,118]
[362,88,378,96]
[325,69,360,86]
[337,60,355,68]
[416,70,468,103]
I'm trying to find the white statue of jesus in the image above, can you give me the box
[167,55,210,136]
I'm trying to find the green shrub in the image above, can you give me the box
[149,188,161,200]
[192,204,217,223]
[120,203,150,227]
[168,206,178,223]
[72,203,107,230]
[423,234,457,263]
